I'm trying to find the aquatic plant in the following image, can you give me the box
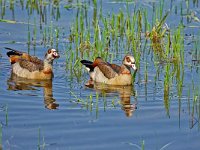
[38,127,46,150]
[67,1,155,79]
[188,82,200,129]
[145,11,169,57]
[163,63,171,117]
[192,32,200,65]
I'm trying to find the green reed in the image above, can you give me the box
[147,11,169,55]
[70,91,92,110]
[55,27,59,50]
[89,94,93,112]
[68,2,147,65]
[163,63,171,117]
[42,26,47,46]
[102,91,107,112]
[38,127,46,150]
[143,9,150,35]
[145,3,186,116]
[171,25,184,62]
[52,0,61,21]
[0,0,6,18]
[95,92,99,118]
[20,0,24,9]
[129,139,174,150]
[193,32,200,63]
[141,140,145,150]
[153,62,159,101]
[49,21,53,46]
[72,58,81,80]
[190,82,200,129]
[110,13,116,39]
[159,0,164,20]
[144,60,148,83]
[137,10,142,41]
[172,25,185,101]
[33,18,37,48]
[111,98,116,108]
[27,18,31,52]
[192,90,200,128]
[151,0,164,28]
[38,127,41,150]
[9,0,14,11]
[26,0,39,15]
[126,140,145,150]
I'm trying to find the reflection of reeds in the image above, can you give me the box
[70,84,136,118]
[0,105,8,126]
[189,83,200,129]
[192,34,200,65]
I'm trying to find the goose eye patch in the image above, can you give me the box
[126,57,131,62]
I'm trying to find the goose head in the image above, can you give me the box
[123,55,137,71]
[45,49,60,63]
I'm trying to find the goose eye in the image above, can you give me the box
[48,49,52,54]
[126,57,131,63]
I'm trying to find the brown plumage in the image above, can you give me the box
[6,47,60,80]
[81,55,137,86]
[97,62,118,79]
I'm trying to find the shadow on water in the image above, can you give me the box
[7,73,59,110]
[88,82,137,118]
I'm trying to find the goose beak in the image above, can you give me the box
[131,64,137,71]
[53,51,60,58]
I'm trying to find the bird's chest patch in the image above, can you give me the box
[121,70,131,75]
[43,69,52,74]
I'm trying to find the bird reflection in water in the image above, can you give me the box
[87,83,137,117]
[7,73,59,110]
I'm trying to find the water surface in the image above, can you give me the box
[0,0,200,150]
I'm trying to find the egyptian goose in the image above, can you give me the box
[81,55,137,86]
[6,47,60,80]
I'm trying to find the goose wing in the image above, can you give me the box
[110,64,121,73]
[29,56,44,65]
[19,59,44,72]
[97,62,118,79]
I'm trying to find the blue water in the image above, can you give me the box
[0,0,200,150]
